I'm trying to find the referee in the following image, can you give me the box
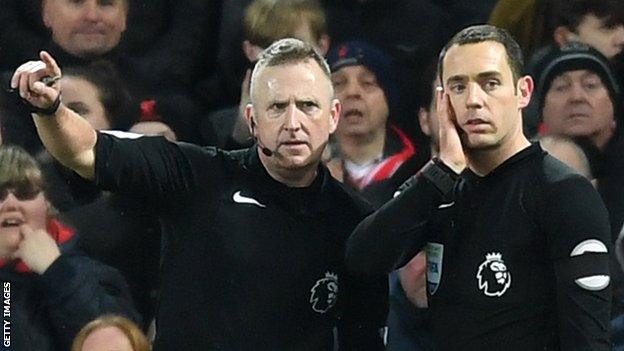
[347,25,611,350]
[11,38,387,351]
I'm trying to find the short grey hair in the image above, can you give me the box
[249,38,333,102]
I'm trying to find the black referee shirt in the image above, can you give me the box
[94,132,388,351]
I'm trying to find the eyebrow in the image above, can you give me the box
[446,71,503,85]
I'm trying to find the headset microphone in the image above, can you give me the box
[251,119,276,157]
[257,139,274,157]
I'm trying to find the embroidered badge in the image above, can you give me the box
[476,252,511,297]
[310,272,338,313]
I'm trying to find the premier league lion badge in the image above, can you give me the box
[476,252,511,297]
[310,272,338,313]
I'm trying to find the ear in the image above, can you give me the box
[553,26,574,46]
[328,99,341,134]
[42,0,52,28]
[517,75,534,109]
[243,41,262,62]
[243,103,256,137]
[418,107,432,137]
[120,2,128,32]
[317,34,331,56]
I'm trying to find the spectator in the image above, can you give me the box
[535,42,624,236]
[0,145,139,350]
[524,0,624,136]
[539,135,593,180]
[1,0,211,152]
[326,40,425,208]
[72,315,150,351]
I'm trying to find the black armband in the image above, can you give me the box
[28,93,61,116]
[419,157,459,196]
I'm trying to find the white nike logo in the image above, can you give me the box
[437,202,455,209]
[232,191,266,208]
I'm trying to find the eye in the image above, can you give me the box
[269,102,288,111]
[99,0,116,6]
[483,79,500,91]
[297,101,319,114]
[551,82,570,93]
[449,83,465,94]
[582,78,602,91]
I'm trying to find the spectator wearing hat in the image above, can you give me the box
[521,0,624,136]
[535,42,624,236]
[534,42,624,321]
[327,40,427,208]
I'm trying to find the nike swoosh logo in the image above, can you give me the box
[437,202,455,209]
[233,191,266,208]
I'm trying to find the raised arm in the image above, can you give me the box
[11,51,96,180]
[346,91,465,274]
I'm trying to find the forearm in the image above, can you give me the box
[346,174,445,275]
[33,104,97,180]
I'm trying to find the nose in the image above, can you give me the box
[568,83,588,102]
[341,79,362,99]
[82,0,102,21]
[465,82,484,109]
[0,193,19,211]
[283,104,302,131]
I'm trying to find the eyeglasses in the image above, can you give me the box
[0,185,42,202]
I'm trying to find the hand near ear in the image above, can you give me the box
[436,89,466,174]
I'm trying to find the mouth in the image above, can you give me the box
[465,118,490,126]
[0,218,24,228]
[280,140,308,147]
[342,109,364,120]
[568,113,590,119]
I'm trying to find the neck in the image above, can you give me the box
[338,127,386,165]
[467,127,531,176]
[259,150,319,188]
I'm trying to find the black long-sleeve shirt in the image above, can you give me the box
[347,144,612,350]
[94,132,388,351]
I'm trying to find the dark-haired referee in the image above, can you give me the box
[347,25,611,350]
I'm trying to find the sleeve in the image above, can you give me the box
[337,271,388,351]
[37,252,141,349]
[94,131,218,204]
[543,176,612,350]
[345,172,448,276]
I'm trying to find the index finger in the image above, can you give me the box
[40,51,61,78]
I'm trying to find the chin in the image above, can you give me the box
[279,155,316,169]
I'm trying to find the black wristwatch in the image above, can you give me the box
[419,157,460,196]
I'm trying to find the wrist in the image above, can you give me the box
[30,93,62,117]
[437,155,465,174]
[419,157,460,196]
